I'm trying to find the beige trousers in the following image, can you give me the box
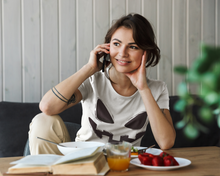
[29,113,71,155]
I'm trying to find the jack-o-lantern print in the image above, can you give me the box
[89,99,148,143]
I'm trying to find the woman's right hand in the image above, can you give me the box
[87,43,110,73]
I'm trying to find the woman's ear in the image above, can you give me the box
[143,51,147,63]
[144,51,149,67]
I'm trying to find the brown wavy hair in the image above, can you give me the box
[105,13,160,68]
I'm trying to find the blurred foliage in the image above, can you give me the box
[174,44,220,139]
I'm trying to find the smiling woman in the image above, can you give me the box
[105,14,160,69]
[28,13,176,155]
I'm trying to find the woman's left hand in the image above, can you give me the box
[125,51,148,90]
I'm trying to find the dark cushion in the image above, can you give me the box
[141,96,220,148]
[0,102,41,157]
[0,102,82,157]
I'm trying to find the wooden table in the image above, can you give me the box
[0,146,220,176]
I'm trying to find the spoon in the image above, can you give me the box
[37,136,66,147]
[138,144,156,154]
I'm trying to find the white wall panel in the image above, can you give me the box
[218,0,220,45]
[22,0,41,102]
[110,0,126,23]
[158,0,173,95]
[76,0,93,70]
[94,0,109,46]
[0,0,219,102]
[203,0,216,45]
[59,0,77,81]
[127,0,142,14]
[2,0,22,102]
[143,0,158,80]
[188,0,201,94]
[41,0,59,96]
[173,0,187,95]
[0,0,2,101]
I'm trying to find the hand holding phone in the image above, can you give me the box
[91,44,110,72]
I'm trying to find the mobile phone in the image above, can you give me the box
[102,54,107,72]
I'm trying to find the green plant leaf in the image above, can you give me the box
[204,92,219,105]
[174,99,187,112]
[212,62,220,76]
[200,85,211,99]
[217,115,220,128]
[213,108,220,115]
[201,72,218,90]
[195,121,209,133]
[199,106,213,123]
[187,70,201,82]
[186,96,195,106]
[177,82,188,98]
[175,119,186,129]
[174,66,188,75]
[201,44,220,64]
[183,123,199,139]
[193,57,210,74]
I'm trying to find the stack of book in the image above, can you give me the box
[5,146,109,175]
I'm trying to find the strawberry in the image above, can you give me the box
[138,154,145,163]
[140,153,150,156]
[163,157,174,166]
[152,156,164,166]
[144,153,155,158]
[164,155,179,166]
[159,151,169,158]
[142,155,153,165]
[138,154,152,165]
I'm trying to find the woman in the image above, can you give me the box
[29,13,176,155]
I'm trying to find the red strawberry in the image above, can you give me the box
[163,157,174,166]
[142,155,153,165]
[152,156,164,166]
[138,154,145,163]
[159,151,169,158]
[164,155,179,166]
[140,153,150,156]
[144,153,155,158]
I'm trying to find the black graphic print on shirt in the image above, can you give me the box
[89,99,147,143]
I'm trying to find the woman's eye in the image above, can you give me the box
[113,42,119,46]
[130,46,138,49]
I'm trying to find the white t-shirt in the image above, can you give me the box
[76,68,169,146]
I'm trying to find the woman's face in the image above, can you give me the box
[109,26,144,73]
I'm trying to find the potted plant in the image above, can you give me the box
[174,44,220,139]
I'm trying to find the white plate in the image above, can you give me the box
[130,157,191,170]
[58,141,105,155]
[131,147,163,158]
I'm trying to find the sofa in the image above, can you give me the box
[0,96,219,157]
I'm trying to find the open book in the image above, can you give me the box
[7,147,109,175]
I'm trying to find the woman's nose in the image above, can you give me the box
[118,46,128,57]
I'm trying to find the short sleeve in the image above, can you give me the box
[78,77,91,101]
[157,83,169,110]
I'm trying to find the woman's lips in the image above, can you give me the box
[116,59,131,66]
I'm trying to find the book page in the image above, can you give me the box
[10,146,101,166]
[97,162,110,176]
[10,154,61,166]
[54,146,101,165]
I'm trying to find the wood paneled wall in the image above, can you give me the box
[0,0,219,102]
